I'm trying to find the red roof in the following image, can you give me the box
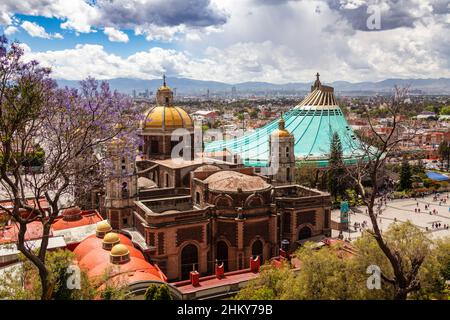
[74,232,167,287]
[79,244,145,270]
[0,221,50,244]
[73,233,133,260]
[0,197,49,221]
[52,209,103,231]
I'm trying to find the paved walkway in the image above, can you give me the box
[332,192,450,241]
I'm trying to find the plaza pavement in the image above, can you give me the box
[331,192,450,241]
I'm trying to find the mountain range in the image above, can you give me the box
[56,77,450,96]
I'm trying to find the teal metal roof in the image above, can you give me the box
[205,79,365,168]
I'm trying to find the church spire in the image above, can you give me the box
[279,112,285,130]
[312,72,322,91]
[163,74,166,87]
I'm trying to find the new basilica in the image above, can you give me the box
[103,77,332,281]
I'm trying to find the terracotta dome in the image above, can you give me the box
[74,233,132,260]
[194,164,221,172]
[88,256,165,281]
[62,207,82,221]
[79,243,145,271]
[204,171,271,193]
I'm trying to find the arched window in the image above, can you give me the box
[286,146,290,158]
[165,173,169,187]
[298,226,312,240]
[196,192,201,204]
[121,182,129,198]
[181,244,198,280]
[251,239,264,264]
[216,196,231,208]
[216,241,229,272]
[286,167,291,181]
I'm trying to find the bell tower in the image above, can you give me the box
[104,138,137,230]
[156,74,174,106]
[269,115,295,185]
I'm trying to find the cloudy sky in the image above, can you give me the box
[1,0,449,83]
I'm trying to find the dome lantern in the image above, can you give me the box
[102,232,121,250]
[110,244,131,264]
[96,220,112,238]
[141,76,193,131]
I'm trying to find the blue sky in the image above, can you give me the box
[3,14,177,57]
[0,0,449,83]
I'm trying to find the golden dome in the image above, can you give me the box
[110,244,130,257]
[103,232,120,245]
[272,115,291,137]
[96,221,112,233]
[158,85,171,92]
[272,129,291,137]
[142,105,193,130]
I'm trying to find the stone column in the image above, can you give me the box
[236,213,245,269]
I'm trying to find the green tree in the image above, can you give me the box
[144,283,173,300]
[438,141,450,171]
[0,249,95,300]
[399,159,412,190]
[439,106,450,115]
[295,161,319,188]
[328,132,346,200]
[233,223,448,300]
[234,262,294,300]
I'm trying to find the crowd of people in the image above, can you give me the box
[348,191,450,236]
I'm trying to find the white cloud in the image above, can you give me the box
[0,0,227,37]
[21,21,51,39]
[4,25,18,36]
[103,27,129,42]
[20,21,65,40]
[134,24,185,42]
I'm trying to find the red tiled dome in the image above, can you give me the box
[79,244,145,271]
[88,256,163,280]
[204,171,271,192]
[73,233,132,260]
[52,209,102,231]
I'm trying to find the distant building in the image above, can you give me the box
[231,86,237,98]
[192,110,218,125]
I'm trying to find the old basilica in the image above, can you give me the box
[103,77,332,281]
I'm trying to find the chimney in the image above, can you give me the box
[215,262,225,279]
[190,270,200,287]
[250,256,260,273]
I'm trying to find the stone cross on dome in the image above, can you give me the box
[313,72,322,89]
[163,74,166,87]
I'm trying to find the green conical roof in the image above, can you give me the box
[205,75,366,168]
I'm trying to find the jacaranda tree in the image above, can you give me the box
[0,35,141,299]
